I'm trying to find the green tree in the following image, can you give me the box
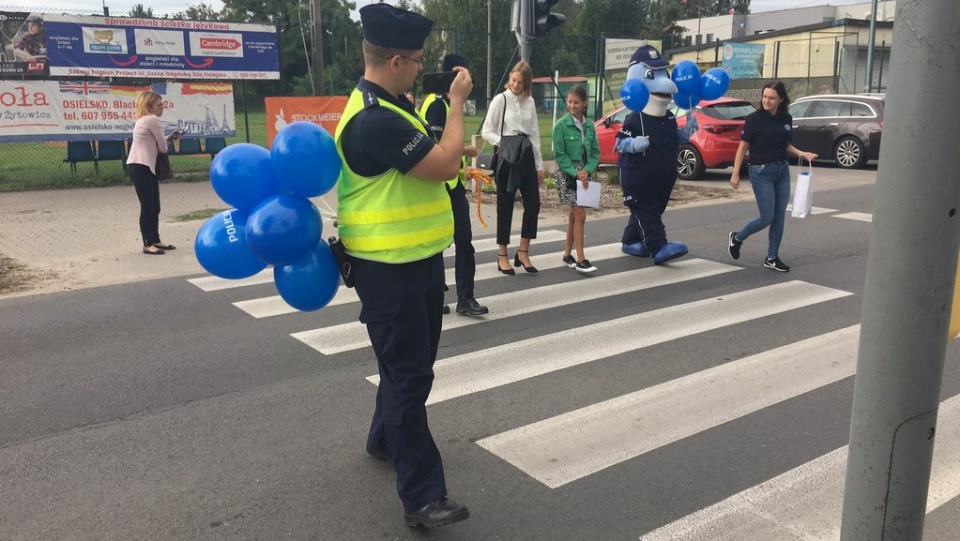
[173,2,223,21]
[217,0,362,96]
[129,4,155,18]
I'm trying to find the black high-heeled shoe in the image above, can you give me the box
[513,249,538,274]
[496,254,515,275]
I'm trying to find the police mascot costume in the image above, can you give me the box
[616,45,696,264]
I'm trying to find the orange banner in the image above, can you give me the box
[265,96,348,148]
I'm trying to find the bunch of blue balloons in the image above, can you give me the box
[194,121,343,311]
[671,61,731,110]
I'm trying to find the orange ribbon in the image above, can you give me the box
[467,168,494,228]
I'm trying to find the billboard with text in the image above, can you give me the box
[0,80,235,142]
[42,14,279,80]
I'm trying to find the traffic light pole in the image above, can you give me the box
[839,1,960,539]
[519,0,533,64]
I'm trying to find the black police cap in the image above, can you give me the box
[360,3,433,51]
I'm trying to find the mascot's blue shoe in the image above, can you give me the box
[652,242,689,265]
[621,242,651,257]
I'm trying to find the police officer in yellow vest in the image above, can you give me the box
[419,54,489,317]
[335,3,472,529]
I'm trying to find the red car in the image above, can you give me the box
[594,97,756,180]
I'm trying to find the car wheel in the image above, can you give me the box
[677,144,705,180]
[834,136,867,169]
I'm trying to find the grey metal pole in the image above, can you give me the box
[519,0,532,64]
[840,2,960,540]
[487,0,492,104]
[310,0,325,95]
[865,0,879,92]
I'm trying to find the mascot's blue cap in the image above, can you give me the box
[629,45,669,69]
[360,3,433,50]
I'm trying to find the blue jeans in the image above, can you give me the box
[736,160,791,259]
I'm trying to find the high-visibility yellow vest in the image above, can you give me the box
[418,93,463,190]
[334,89,453,263]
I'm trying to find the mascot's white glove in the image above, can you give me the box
[616,136,650,154]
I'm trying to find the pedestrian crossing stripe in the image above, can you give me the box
[834,212,873,222]
[785,205,837,216]
[187,229,570,293]
[476,324,858,488]
[235,241,640,319]
[637,392,960,540]
[295,258,742,355]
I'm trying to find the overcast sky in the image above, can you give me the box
[13,0,883,20]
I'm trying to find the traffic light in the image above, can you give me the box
[533,0,566,37]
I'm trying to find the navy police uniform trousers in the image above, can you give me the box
[619,167,677,254]
[449,181,476,300]
[351,252,448,512]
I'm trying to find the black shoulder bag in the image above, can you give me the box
[495,93,526,165]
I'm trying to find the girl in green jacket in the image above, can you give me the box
[552,85,601,273]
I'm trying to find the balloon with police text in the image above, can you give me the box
[700,68,731,100]
[620,78,650,112]
[274,240,341,311]
[271,122,342,198]
[195,209,267,279]
[671,60,701,95]
[674,91,701,111]
[210,143,280,212]
[245,194,323,266]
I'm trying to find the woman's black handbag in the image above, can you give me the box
[155,153,173,181]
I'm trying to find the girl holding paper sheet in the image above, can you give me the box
[728,81,817,273]
[553,85,601,273]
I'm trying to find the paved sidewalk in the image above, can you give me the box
[0,181,572,296]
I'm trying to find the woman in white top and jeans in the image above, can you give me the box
[482,61,544,275]
[126,90,178,255]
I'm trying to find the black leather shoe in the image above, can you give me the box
[455,297,489,316]
[404,496,469,528]
[442,305,451,315]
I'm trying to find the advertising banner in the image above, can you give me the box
[264,96,348,148]
[722,42,766,80]
[0,80,236,142]
[0,11,48,79]
[43,14,279,80]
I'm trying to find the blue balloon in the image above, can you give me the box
[210,143,280,212]
[195,209,267,279]
[620,79,650,112]
[274,240,341,311]
[245,194,323,266]
[271,122,342,198]
[700,68,731,100]
[671,60,701,95]
[674,91,701,111]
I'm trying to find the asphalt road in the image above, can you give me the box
[3,168,960,540]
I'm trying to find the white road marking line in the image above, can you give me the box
[296,258,741,355]
[786,205,837,215]
[186,230,568,293]
[471,290,854,488]
[833,212,873,222]
[637,393,960,541]
[234,243,632,319]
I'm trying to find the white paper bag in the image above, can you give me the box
[791,159,813,218]
[576,180,602,209]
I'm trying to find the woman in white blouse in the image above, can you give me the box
[482,61,544,275]
[126,90,178,255]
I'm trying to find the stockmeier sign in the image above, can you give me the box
[43,14,279,80]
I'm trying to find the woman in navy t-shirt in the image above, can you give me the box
[727,81,817,272]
